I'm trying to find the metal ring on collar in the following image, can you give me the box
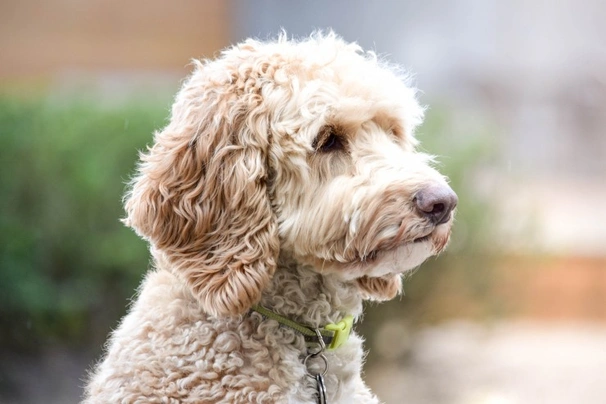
[303,353,329,379]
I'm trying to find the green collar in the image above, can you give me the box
[251,305,354,350]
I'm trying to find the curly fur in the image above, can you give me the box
[83,32,455,403]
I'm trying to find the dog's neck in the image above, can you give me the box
[258,253,364,328]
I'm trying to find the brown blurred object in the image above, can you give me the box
[0,0,231,78]
[413,255,606,323]
[496,256,606,321]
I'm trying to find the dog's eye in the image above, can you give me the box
[313,126,344,153]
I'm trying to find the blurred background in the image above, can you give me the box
[1,1,605,403]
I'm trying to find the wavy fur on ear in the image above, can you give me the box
[123,60,279,317]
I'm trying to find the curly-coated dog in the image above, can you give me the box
[83,32,457,403]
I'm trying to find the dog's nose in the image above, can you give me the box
[414,184,458,225]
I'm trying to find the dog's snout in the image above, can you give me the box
[414,184,458,225]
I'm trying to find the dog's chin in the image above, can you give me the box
[340,240,434,281]
[295,223,452,282]
[340,223,453,281]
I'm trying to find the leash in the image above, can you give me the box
[250,305,355,403]
[250,305,354,351]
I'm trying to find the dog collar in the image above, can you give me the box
[251,305,354,350]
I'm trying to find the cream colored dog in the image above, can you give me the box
[84,32,457,403]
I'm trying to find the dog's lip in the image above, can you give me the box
[360,228,435,262]
[412,234,431,243]
[411,227,435,243]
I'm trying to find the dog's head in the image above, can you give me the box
[124,32,457,317]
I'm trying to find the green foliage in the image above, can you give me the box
[0,96,496,352]
[361,107,499,359]
[0,96,170,350]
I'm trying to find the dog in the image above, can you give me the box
[83,32,457,403]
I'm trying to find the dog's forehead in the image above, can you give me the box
[273,43,424,143]
[198,36,424,147]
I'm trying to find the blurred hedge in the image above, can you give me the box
[361,107,498,360]
[0,96,170,351]
[0,95,495,353]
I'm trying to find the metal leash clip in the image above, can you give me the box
[303,328,329,404]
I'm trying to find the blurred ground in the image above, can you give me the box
[2,321,606,403]
[366,321,606,404]
[0,347,88,404]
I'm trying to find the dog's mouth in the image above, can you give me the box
[309,223,453,281]
[361,229,435,262]
[409,225,436,244]
[412,234,432,243]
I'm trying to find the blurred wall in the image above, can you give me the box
[0,0,230,78]
[232,0,606,255]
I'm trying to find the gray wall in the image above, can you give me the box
[232,0,606,181]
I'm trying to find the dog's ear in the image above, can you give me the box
[123,70,279,317]
[356,274,402,301]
